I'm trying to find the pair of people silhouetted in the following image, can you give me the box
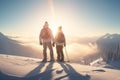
[39,21,66,62]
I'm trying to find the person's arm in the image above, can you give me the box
[63,33,66,47]
[39,30,43,45]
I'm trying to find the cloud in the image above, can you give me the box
[7,35,99,63]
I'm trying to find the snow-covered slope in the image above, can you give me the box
[97,33,120,62]
[0,54,120,80]
[0,32,41,58]
[90,57,120,70]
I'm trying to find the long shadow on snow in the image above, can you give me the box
[56,62,90,80]
[0,71,24,80]
[27,62,54,80]
[0,62,54,80]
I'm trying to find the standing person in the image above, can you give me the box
[55,26,66,62]
[39,21,54,62]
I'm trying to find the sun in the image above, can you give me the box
[51,22,58,36]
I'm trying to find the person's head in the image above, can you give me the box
[58,26,62,31]
[43,21,49,28]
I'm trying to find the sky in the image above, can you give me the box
[0,0,120,38]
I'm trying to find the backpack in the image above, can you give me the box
[41,28,50,39]
[56,32,65,43]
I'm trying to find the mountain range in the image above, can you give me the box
[0,32,41,58]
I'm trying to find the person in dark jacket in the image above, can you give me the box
[55,26,66,62]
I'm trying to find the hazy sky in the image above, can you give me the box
[0,0,120,37]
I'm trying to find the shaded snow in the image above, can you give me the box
[90,58,120,70]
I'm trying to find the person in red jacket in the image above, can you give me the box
[39,21,54,62]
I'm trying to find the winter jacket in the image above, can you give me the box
[55,31,66,46]
[39,27,54,43]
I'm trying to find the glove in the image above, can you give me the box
[53,42,55,47]
[40,41,42,45]
[64,43,66,47]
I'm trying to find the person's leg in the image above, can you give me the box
[48,42,54,61]
[60,46,64,61]
[42,42,47,61]
[56,45,61,61]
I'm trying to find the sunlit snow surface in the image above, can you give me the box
[0,54,120,80]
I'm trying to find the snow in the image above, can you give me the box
[0,32,42,58]
[90,58,120,70]
[0,54,120,80]
[96,33,120,62]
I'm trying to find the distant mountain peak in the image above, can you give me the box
[0,32,10,40]
[0,32,3,35]
[102,33,120,39]
[103,33,111,39]
[0,32,5,37]
[97,33,120,62]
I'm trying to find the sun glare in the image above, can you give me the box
[51,22,58,36]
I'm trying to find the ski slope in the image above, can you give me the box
[0,54,120,80]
